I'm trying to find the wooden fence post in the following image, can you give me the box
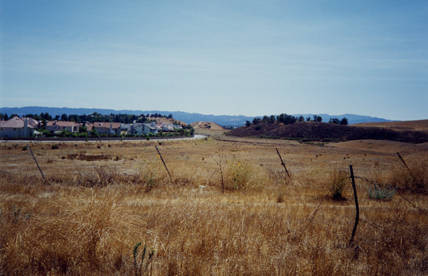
[349,165,359,246]
[155,145,173,183]
[396,152,410,170]
[28,145,47,183]
[219,163,225,193]
[275,148,291,179]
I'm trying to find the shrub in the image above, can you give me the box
[368,185,395,201]
[137,167,159,192]
[326,170,348,200]
[224,160,253,191]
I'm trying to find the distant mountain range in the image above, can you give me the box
[0,106,391,126]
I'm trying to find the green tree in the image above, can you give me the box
[329,118,340,124]
[41,119,47,129]
[313,115,322,122]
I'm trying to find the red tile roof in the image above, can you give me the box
[47,121,80,127]
[92,122,121,129]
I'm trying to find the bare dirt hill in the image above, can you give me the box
[191,121,224,130]
[355,120,428,133]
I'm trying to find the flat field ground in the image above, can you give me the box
[0,134,427,275]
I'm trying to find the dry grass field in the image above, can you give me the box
[355,119,428,133]
[0,134,427,275]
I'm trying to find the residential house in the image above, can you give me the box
[46,121,80,133]
[161,123,174,131]
[120,123,132,135]
[173,124,183,130]
[130,123,144,135]
[145,123,159,135]
[130,123,158,135]
[83,122,93,132]
[0,116,39,138]
[92,122,121,135]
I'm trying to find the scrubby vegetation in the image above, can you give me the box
[326,169,348,201]
[388,160,427,194]
[0,138,427,275]
[368,185,396,201]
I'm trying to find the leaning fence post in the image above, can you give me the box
[28,144,47,183]
[154,145,173,183]
[275,148,291,179]
[349,165,359,246]
[396,152,410,170]
[219,163,225,193]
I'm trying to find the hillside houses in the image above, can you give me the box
[0,116,188,138]
[0,116,39,138]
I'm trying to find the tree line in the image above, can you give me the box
[0,112,174,124]
[245,114,348,127]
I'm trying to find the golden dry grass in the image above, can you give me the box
[0,137,427,275]
[355,119,428,133]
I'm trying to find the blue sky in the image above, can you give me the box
[1,0,427,120]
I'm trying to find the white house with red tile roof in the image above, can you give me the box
[0,116,39,138]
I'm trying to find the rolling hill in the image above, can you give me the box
[1,106,392,127]
[191,121,225,131]
[229,121,428,143]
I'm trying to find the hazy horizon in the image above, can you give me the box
[0,105,420,121]
[1,1,428,120]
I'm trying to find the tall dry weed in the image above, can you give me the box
[0,189,139,274]
[325,169,349,200]
[223,160,253,191]
[388,160,427,194]
[361,205,428,274]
